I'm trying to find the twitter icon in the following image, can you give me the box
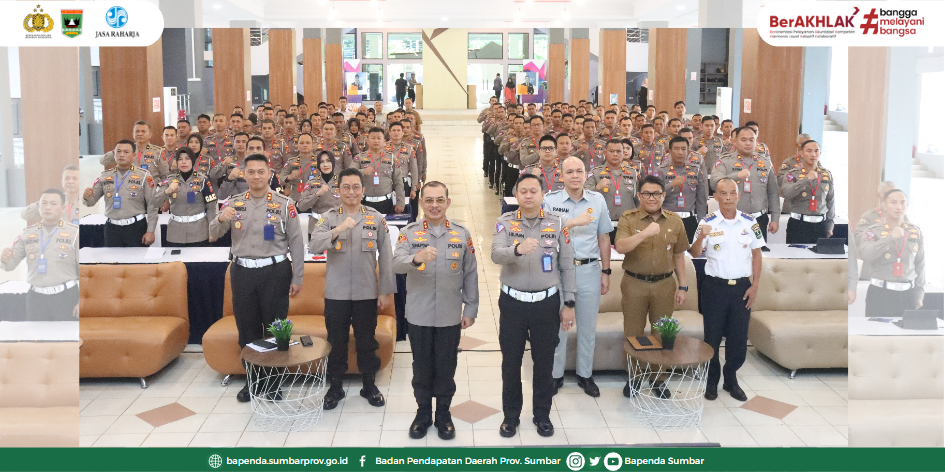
[590,457,600,466]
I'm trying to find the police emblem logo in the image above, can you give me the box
[713,244,721,251]
[397,234,407,244]
[29,253,35,260]
[449,237,461,243]
[234,221,241,229]
[452,251,460,258]
[23,5,54,34]
[368,241,374,249]
[885,253,891,259]
[334,241,342,250]
[414,237,427,242]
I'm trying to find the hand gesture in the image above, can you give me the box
[697,145,708,155]
[517,238,539,255]
[675,289,686,306]
[671,175,686,187]
[362,166,375,176]
[891,226,905,239]
[166,181,180,195]
[227,166,241,180]
[339,217,357,231]
[316,184,330,196]
[395,205,405,213]
[571,212,594,228]
[218,207,237,222]
[531,168,541,177]
[737,169,749,180]
[643,222,661,238]
[289,169,300,181]
[1,248,13,264]
[413,246,437,264]
[596,177,611,191]
[698,224,712,240]
[83,187,94,200]
[807,171,818,181]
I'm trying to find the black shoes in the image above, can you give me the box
[723,382,748,402]
[576,376,600,397]
[434,413,456,440]
[409,413,433,439]
[499,418,520,438]
[532,417,554,437]
[552,377,564,396]
[705,384,718,401]
[623,378,642,398]
[237,382,282,402]
[236,384,251,403]
[652,380,672,399]
[360,385,386,407]
[323,385,345,410]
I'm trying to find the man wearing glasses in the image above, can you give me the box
[584,139,640,243]
[614,175,690,398]
[521,135,566,193]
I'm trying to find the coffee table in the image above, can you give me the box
[624,335,714,430]
[240,337,331,432]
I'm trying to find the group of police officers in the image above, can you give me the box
[0,94,926,441]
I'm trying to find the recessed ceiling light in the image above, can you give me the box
[213,4,221,8]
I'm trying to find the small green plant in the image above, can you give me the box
[267,318,294,341]
[651,316,681,340]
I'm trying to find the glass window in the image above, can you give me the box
[342,33,356,59]
[509,33,528,59]
[204,29,213,68]
[533,33,548,61]
[388,33,423,59]
[362,32,382,59]
[468,33,503,60]
[361,64,384,102]
[918,71,943,154]
[828,46,848,112]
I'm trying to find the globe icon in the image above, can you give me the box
[208,454,223,469]
[105,6,128,28]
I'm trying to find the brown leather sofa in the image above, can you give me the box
[0,342,79,447]
[202,263,396,381]
[79,262,189,387]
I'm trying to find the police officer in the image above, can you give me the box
[695,116,724,171]
[210,135,281,201]
[545,157,613,397]
[185,134,216,175]
[209,154,305,402]
[690,177,765,402]
[710,127,780,243]
[204,114,235,162]
[388,122,420,204]
[310,168,396,410]
[780,139,835,243]
[318,121,352,170]
[260,120,289,170]
[154,148,218,247]
[295,150,341,235]
[521,135,566,194]
[513,116,544,168]
[657,136,708,242]
[279,133,321,202]
[1,189,79,322]
[576,119,607,172]
[100,121,166,176]
[491,173,576,438]
[614,175,690,398]
[83,140,159,247]
[393,181,478,440]
[744,121,771,159]
[634,124,665,176]
[21,166,83,224]
[776,133,811,186]
[856,189,925,317]
[585,139,640,243]
[351,127,405,215]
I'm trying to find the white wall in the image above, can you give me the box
[626,43,647,71]
[251,39,269,75]
[7,48,19,99]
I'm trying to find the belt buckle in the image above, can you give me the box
[727,279,736,286]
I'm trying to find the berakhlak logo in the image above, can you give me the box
[105,6,128,28]
[61,9,82,38]
[861,8,879,34]
[208,454,223,469]
[566,452,585,471]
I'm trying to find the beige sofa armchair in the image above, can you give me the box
[747,258,848,377]
[0,342,79,447]
[848,335,943,447]
[563,257,702,371]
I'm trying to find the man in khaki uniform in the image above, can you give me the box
[512,116,544,168]
[520,135,566,193]
[585,139,640,242]
[695,116,725,171]
[21,166,83,224]
[83,140,159,247]
[279,133,321,202]
[710,127,780,243]
[350,127,405,214]
[779,139,835,243]
[318,122,352,170]
[260,120,289,170]
[204,114,235,162]
[657,136,709,242]
[633,124,665,176]
[575,119,608,172]
[100,121,166,178]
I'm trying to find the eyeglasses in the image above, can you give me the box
[639,191,664,199]
[539,146,556,152]
[422,197,448,205]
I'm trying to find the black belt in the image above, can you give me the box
[574,258,599,266]
[706,275,750,286]
[624,271,674,283]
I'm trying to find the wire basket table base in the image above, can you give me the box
[246,358,327,432]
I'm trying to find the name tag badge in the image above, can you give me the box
[893,261,904,277]
[808,199,817,212]
[112,196,122,209]
[141,164,149,170]
[373,173,380,186]
[36,257,47,274]
[677,194,685,208]
[72,219,80,225]
[743,180,751,193]
[542,252,553,272]
[263,224,275,241]
[614,193,622,206]
[187,192,196,204]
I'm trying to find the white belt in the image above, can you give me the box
[674,211,692,219]
[747,211,766,219]
[235,254,287,268]
[611,220,619,228]
[31,280,78,295]
[790,212,825,223]
[502,284,558,303]
[107,214,146,226]
[311,213,322,220]
[364,192,394,203]
[870,278,914,292]
[170,212,206,223]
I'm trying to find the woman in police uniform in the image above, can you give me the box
[296,150,342,235]
[186,133,216,175]
[155,148,218,247]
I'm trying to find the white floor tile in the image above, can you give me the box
[237,431,288,447]
[789,425,848,446]
[198,413,252,433]
[744,424,805,446]
[124,397,181,416]
[80,397,136,417]
[699,425,758,446]
[92,433,147,447]
[104,415,155,435]
[175,397,223,414]
[284,431,335,447]
[812,406,849,426]
[655,428,709,444]
[335,412,384,431]
[79,416,118,436]
[152,414,209,434]
[382,411,417,431]
[565,428,616,445]
[473,428,521,446]
[332,430,380,447]
[188,432,243,447]
[141,432,196,447]
[610,427,663,445]
[793,389,847,407]
[699,407,742,426]
[379,429,427,447]
[781,406,830,426]
[79,435,99,447]
[556,409,607,429]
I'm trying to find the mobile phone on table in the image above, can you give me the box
[300,335,313,347]
[171,249,181,255]
[636,336,652,346]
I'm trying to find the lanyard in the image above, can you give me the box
[114,168,132,193]
[645,144,658,171]
[605,167,622,195]
[540,165,557,190]
[668,164,685,191]
[885,223,908,263]
[38,226,56,259]
[804,167,821,199]
[367,150,380,173]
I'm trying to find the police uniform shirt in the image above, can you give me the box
[209,190,305,285]
[776,155,801,190]
[262,137,290,170]
[21,196,83,226]
[543,189,614,260]
[584,164,640,221]
[699,211,766,279]
[779,163,835,229]
[193,151,216,176]
[155,172,218,244]
[2,220,79,288]
[709,153,781,220]
[656,159,708,218]
[576,136,608,172]
[521,162,567,193]
[405,132,428,178]
[99,143,165,174]
[477,108,490,123]
[320,141,352,170]
[296,174,341,217]
[83,165,160,233]
[696,135,725,171]
[351,150,405,201]
[497,131,524,157]
[279,154,323,202]
[513,136,540,168]
[633,142,666,176]
[310,205,397,300]
[340,132,361,157]
[209,157,282,202]
[615,207,689,274]
[204,134,235,161]
[389,142,419,188]
[856,220,924,297]
[490,208,576,301]
[392,219,479,327]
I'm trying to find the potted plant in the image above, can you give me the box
[651,316,681,350]
[268,318,294,351]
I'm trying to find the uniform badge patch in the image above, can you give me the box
[467,238,475,254]
[449,237,461,243]
[496,223,504,233]
[398,234,407,244]
[562,227,570,244]
[451,262,458,270]
[234,222,242,229]
[367,241,374,249]
[335,241,342,250]
[751,223,762,239]
[288,203,297,218]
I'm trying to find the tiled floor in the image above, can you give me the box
[78,110,848,447]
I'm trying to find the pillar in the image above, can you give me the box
[100,41,164,150]
[569,28,589,103]
[548,29,566,103]
[599,29,627,105]
[883,48,919,198]
[78,47,97,154]
[800,47,829,146]
[649,29,687,114]
[160,0,203,28]
[20,48,80,205]
[847,48,888,231]
[303,28,324,106]
[269,29,297,108]
[211,28,252,114]
[325,29,343,104]
[685,29,702,111]
[421,28,469,109]
[698,0,742,28]
[727,28,743,125]
[0,47,17,206]
[738,28,802,170]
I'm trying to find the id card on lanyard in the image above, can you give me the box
[113,170,132,209]
[890,225,907,277]
[37,228,55,274]
[807,169,821,212]
[608,169,622,206]
[741,158,755,193]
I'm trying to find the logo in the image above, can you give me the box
[604,452,622,471]
[208,454,222,469]
[566,452,585,471]
[590,457,601,466]
[105,6,128,28]
[61,9,82,37]
[23,4,54,38]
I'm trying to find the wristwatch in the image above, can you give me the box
[601,269,612,275]
[563,300,576,308]
[678,286,689,292]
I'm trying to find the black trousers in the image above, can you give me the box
[165,239,211,248]
[104,218,148,247]
[408,322,461,416]
[755,213,770,244]
[396,92,406,108]
[482,133,492,174]
[231,259,292,348]
[498,291,559,422]
[681,215,698,243]
[26,285,79,321]
[865,285,918,317]
[702,276,751,387]
[407,89,416,101]
[785,218,829,244]
[502,164,519,197]
[494,89,502,100]
[324,298,381,382]
[362,197,394,215]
